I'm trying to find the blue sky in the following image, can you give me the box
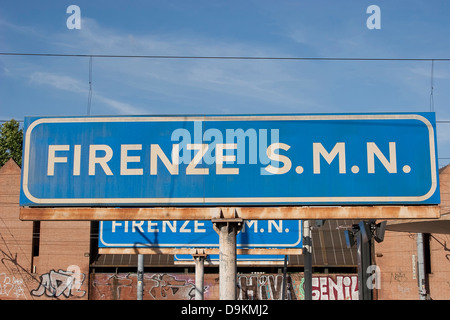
[2,0,450,166]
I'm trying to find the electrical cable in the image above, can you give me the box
[2,52,450,61]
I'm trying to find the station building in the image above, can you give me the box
[1,158,449,300]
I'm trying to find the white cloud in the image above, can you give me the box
[95,95,146,115]
[0,15,345,114]
[46,17,320,113]
[29,72,87,93]
[4,13,447,116]
[29,71,146,114]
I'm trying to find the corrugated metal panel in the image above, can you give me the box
[289,219,358,267]
[92,254,174,267]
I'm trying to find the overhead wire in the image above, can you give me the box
[2,52,450,61]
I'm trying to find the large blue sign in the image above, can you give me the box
[20,113,439,206]
[99,220,302,249]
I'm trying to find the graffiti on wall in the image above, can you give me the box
[31,265,86,298]
[1,245,35,300]
[237,274,297,300]
[91,273,133,300]
[3,270,358,300]
[0,273,27,299]
[237,274,358,300]
[310,275,358,300]
[148,274,198,299]
[91,273,212,300]
[91,273,358,300]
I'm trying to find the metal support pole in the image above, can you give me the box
[213,219,243,300]
[282,255,288,300]
[362,236,372,300]
[356,230,364,300]
[303,220,312,300]
[356,227,372,300]
[416,233,427,300]
[137,254,144,300]
[193,254,207,300]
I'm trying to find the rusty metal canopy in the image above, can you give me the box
[385,212,450,234]
[20,205,441,221]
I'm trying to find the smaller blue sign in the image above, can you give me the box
[99,220,302,249]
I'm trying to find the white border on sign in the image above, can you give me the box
[22,114,438,205]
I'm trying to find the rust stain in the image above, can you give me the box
[20,205,441,221]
